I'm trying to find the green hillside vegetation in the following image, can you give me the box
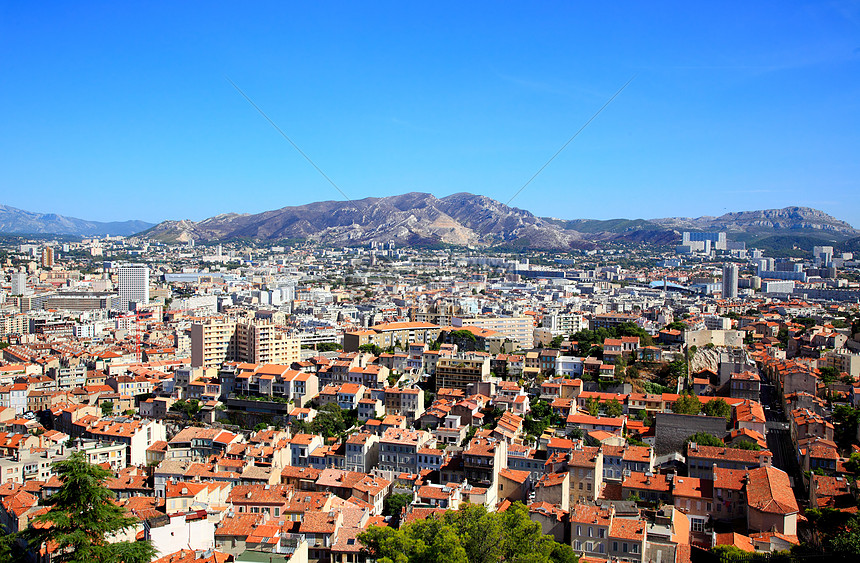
[545,217,658,233]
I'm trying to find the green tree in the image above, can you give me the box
[684,431,724,448]
[358,502,576,563]
[672,393,701,415]
[668,358,688,382]
[26,452,156,563]
[845,451,860,474]
[170,399,201,420]
[833,405,860,449]
[100,401,114,417]
[358,343,383,356]
[819,366,840,386]
[831,514,860,555]
[586,397,600,417]
[702,398,731,421]
[524,400,558,437]
[312,403,349,438]
[734,440,762,451]
[383,492,413,518]
[604,398,623,418]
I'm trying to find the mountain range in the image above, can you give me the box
[2,194,857,252]
[139,192,860,251]
[0,204,154,237]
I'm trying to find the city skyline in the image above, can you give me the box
[2,2,859,225]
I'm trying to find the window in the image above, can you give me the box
[598,528,605,538]
[588,527,593,537]
[623,543,628,553]
[613,542,618,551]
[586,542,592,552]
[632,544,639,554]
[574,541,581,550]
[577,525,582,536]
[599,544,605,554]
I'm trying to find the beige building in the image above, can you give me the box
[534,471,570,511]
[568,446,603,503]
[452,316,534,349]
[191,318,300,367]
[342,321,441,352]
[435,357,491,391]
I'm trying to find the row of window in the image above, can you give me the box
[575,525,606,538]
[572,540,639,554]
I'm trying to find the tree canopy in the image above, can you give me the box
[523,400,561,437]
[358,502,578,563]
[569,322,653,350]
[702,398,731,421]
[672,393,702,415]
[819,366,841,386]
[359,343,383,356]
[604,398,623,418]
[311,403,358,438]
[26,452,155,563]
[685,431,724,448]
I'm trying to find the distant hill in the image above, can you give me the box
[0,204,154,237]
[141,194,857,251]
[141,192,589,249]
[651,206,858,238]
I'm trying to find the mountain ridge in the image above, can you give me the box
[0,204,154,237]
[137,193,858,250]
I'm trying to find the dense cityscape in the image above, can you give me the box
[1,226,859,563]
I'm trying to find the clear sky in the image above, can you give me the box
[1,2,859,226]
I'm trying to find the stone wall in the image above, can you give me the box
[654,412,727,456]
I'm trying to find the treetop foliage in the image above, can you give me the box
[358,502,577,563]
[569,322,653,350]
[25,452,155,563]
[672,392,702,415]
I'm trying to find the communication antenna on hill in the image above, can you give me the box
[505,75,637,207]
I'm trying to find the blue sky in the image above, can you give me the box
[1,2,859,225]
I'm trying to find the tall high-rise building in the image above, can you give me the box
[41,246,54,268]
[117,264,150,311]
[11,271,30,296]
[682,231,727,251]
[722,263,739,299]
[813,245,834,267]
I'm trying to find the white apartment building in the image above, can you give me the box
[452,315,534,349]
[116,264,150,311]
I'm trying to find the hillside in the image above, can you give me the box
[0,204,154,237]
[140,195,857,250]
